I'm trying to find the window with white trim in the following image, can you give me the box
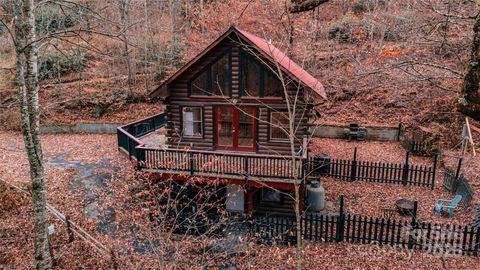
[182,107,202,137]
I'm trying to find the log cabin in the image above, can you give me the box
[117,26,326,217]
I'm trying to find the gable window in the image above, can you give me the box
[182,107,202,137]
[240,50,283,98]
[270,111,289,141]
[241,55,261,96]
[189,51,231,96]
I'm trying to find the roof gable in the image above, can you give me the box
[150,26,326,100]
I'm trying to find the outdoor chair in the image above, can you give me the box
[434,195,462,217]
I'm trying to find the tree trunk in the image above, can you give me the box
[459,13,480,121]
[119,0,133,93]
[14,1,52,269]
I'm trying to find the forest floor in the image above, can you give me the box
[1,132,479,269]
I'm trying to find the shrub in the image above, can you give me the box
[38,48,91,81]
[328,14,410,43]
[352,0,390,14]
[35,3,86,34]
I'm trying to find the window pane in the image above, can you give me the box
[183,107,202,136]
[238,109,254,147]
[211,54,229,96]
[241,55,260,96]
[264,70,283,97]
[217,108,233,146]
[271,112,289,140]
[191,71,208,95]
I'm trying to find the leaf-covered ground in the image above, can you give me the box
[311,138,478,225]
[1,132,479,269]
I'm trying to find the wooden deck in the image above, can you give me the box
[117,112,308,184]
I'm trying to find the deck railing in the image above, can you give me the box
[117,113,307,181]
[117,115,436,186]
[117,112,167,160]
[137,146,306,180]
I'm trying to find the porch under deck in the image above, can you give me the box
[154,179,301,218]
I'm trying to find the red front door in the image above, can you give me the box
[216,106,256,151]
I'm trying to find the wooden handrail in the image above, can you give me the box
[118,112,166,130]
[117,126,143,145]
[136,145,306,160]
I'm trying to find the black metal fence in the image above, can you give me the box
[443,158,475,207]
[251,198,480,257]
[456,178,475,207]
[402,136,434,156]
[309,149,437,189]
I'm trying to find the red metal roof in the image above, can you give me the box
[151,26,326,100]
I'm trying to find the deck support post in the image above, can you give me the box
[247,187,253,217]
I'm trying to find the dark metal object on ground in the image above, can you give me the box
[395,199,415,216]
[344,123,367,141]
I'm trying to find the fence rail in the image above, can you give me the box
[309,150,437,189]
[252,213,480,257]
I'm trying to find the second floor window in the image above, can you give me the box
[182,107,202,137]
[240,50,283,98]
[190,51,231,96]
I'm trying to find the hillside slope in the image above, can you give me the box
[0,0,478,145]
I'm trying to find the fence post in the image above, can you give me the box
[65,215,74,243]
[350,147,357,182]
[397,122,402,141]
[402,151,410,186]
[189,152,194,176]
[407,201,418,250]
[455,157,463,180]
[336,195,345,242]
[431,154,438,190]
[136,147,145,169]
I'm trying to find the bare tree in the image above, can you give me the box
[118,0,134,94]
[12,0,52,269]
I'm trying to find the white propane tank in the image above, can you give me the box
[307,180,325,211]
